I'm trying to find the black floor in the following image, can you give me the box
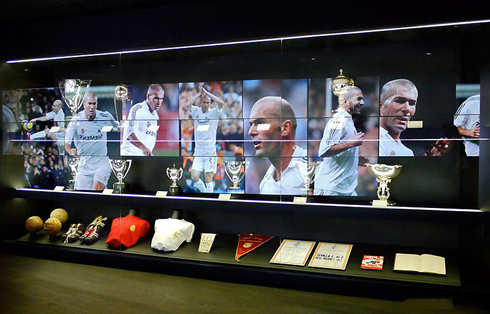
[0,252,487,314]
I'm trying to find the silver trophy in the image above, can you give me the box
[301,160,320,195]
[110,159,132,193]
[224,161,246,191]
[59,79,91,118]
[66,156,81,190]
[366,163,402,206]
[166,164,183,195]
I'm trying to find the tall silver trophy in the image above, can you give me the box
[366,163,402,206]
[166,164,183,196]
[59,79,91,118]
[224,161,246,191]
[110,159,132,193]
[66,156,81,190]
[301,160,320,195]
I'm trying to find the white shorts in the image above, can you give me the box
[121,144,145,156]
[75,156,111,190]
[192,156,218,174]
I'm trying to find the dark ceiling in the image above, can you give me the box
[1,1,489,62]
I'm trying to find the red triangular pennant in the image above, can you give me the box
[235,233,273,261]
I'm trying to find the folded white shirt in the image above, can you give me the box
[151,218,195,252]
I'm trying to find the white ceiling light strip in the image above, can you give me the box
[6,19,490,64]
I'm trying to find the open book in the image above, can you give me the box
[394,253,446,275]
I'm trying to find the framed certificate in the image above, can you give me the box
[270,239,316,266]
[308,242,353,270]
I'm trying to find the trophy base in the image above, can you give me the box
[66,181,76,191]
[168,185,180,196]
[371,199,395,207]
[113,182,127,194]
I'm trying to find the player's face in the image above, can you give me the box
[83,95,98,121]
[248,101,282,158]
[147,89,164,111]
[345,91,364,115]
[380,86,417,135]
[201,96,211,113]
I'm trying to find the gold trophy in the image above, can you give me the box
[110,159,132,193]
[114,84,132,122]
[59,79,91,118]
[166,164,183,196]
[366,163,402,206]
[330,69,354,104]
[224,161,247,191]
[66,155,81,190]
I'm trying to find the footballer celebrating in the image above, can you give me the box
[121,84,164,156]
[184,83,224,193]
[64,92,119,190]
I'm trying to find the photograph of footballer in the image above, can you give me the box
[64,92,119,191]
[120,83,179,157]
[243,79,308,195]
[179,81,243,193]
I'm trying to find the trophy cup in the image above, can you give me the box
[166,164,183,196]
[301,160,320,195]
[59,79,91,118]
[114,84,132,122]
[224,161,246,191]
[110,159,132,193]
[66,156,81,190]
[366,163,402,206]
[330,69,355,105]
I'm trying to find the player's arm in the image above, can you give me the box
[320,133,364,158]
[30,116,47,123]
[202,88,225,110]
[64,118,77,155]
[457,125,480,138]
[184,90,202,114]
[319,116,363,158]
[127,133,154,156]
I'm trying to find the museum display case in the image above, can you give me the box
[1,19,489,300]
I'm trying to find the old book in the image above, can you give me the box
[394,253,446,275]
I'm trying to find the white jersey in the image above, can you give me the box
[46,108,66,129]
[315,109,359,194]
[259,146,307,195]
[121,101,159,156]
[65,110,117,156]
[190,106,220,156]
[454,95,480,156]
[379,126,414,157]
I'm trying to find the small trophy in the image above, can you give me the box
[59,79,91,118]
[330,69,354,105]
[301,160,320,195]
[224,161,246,191]
[166,164,183,196]
[366,163,402,206]
[110,159,132,193]
[66,156,81,190]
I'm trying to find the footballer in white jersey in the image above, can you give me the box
[184,83,224,193]
[454,94,480,156]
[248,96,306,195]
[314,87,366,196]
[121,84,164,156]
[29,99,66,154]
[64,92,118,191]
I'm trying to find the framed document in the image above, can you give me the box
[308,242,353,270]
[270,239,316,266]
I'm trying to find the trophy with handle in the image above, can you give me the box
[330,69,354,105]
[110,159,132,193]
[59,79,91,119]
[166,164,183,196]
[224,160,247,191]
[66,155,81,190]
[366,163,402,206]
